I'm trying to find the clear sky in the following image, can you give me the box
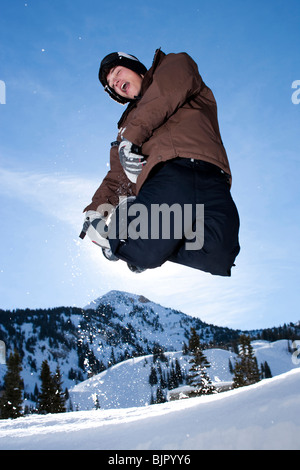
[0,0,299,330]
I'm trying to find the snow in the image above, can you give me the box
[2,289,298,403]
[68,340,299,412]
[69,350,236,411]
[252,339,296,375]
[1,289,299,450]
[0,368,299,450]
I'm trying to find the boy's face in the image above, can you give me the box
[106,66,143,100]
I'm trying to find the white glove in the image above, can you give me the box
[80,211,110,249]
[118,139,147,183]
[84,210,103,223]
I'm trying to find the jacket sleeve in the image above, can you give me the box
[122,53,203,146]
[83,146,136,213]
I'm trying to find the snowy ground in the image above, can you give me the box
[69,350,236,411]
[0,369,299,450]
[69,340,298,411]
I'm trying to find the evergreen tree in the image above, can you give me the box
[160,371,167,389]
[175,358,183,384]
[155,386,166,404]
[232,335,260,388]
[52,365,66,413]
[93,394,101,410]
[261,361,272,379]
[186,328,216,396]
[37,361,67,414]
[188,327,201,353]
[232,357,246,388]
[168,363,178,390]
[37,360,55,414]
[109,348,116,367]
[0,349,23,419]
[152,343,166,363]
[182,342,189,355]
[187,348,216,396]
[265,361,272,379]
[149,365,158,386]
[33,383,39,400]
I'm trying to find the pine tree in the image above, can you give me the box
[93,394,101,410]
[232,335,260,388]
[175,358,183,384]
[232,357,246,388]
[168,363,178,390]
[0,349,23,419]
[149,365,158,386]
[187,349,216,396]
[52,365,66,413]
[155,386,166,404]
[160,370,167,389]
[108,348,116,368]
[182,342,189,355]
[37,361,67,414]
[152,343,166,363]
[264,361,272,379]
[186,328,216,396]
[37,360,55,414]
[261,361,272,379]
[188,327,201,353]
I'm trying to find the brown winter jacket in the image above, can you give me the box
[84,49,231,213]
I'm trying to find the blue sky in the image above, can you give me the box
[0,0,299,330]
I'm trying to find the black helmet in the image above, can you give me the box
[98,52,147,104]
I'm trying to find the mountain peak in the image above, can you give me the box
[84,290,152,310]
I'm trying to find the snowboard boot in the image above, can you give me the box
[127,263,146,274]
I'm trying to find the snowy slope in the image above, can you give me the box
[83,289,205,352]
[69,340,299,411]
[69,350,236,411]
[252,339,296,376]
[0,289,241,399]
[1,289,299,404]
[0,369,299,450]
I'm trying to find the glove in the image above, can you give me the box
[79,211,119,262]
[84,210,104,223]
[79,211,109,249]
[79,211,100,239]
[118,139,147,183]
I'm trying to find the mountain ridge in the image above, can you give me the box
[0,289,299,408]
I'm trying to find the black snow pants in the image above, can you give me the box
[109,158,240,276]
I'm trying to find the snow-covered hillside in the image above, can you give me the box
[0,290,244,398]
[69,339,299,411]
[252,339,296,376]
[0,369,299,450]
[1,289,299,413]
[70,349,236,411]
[1,289,300,450]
